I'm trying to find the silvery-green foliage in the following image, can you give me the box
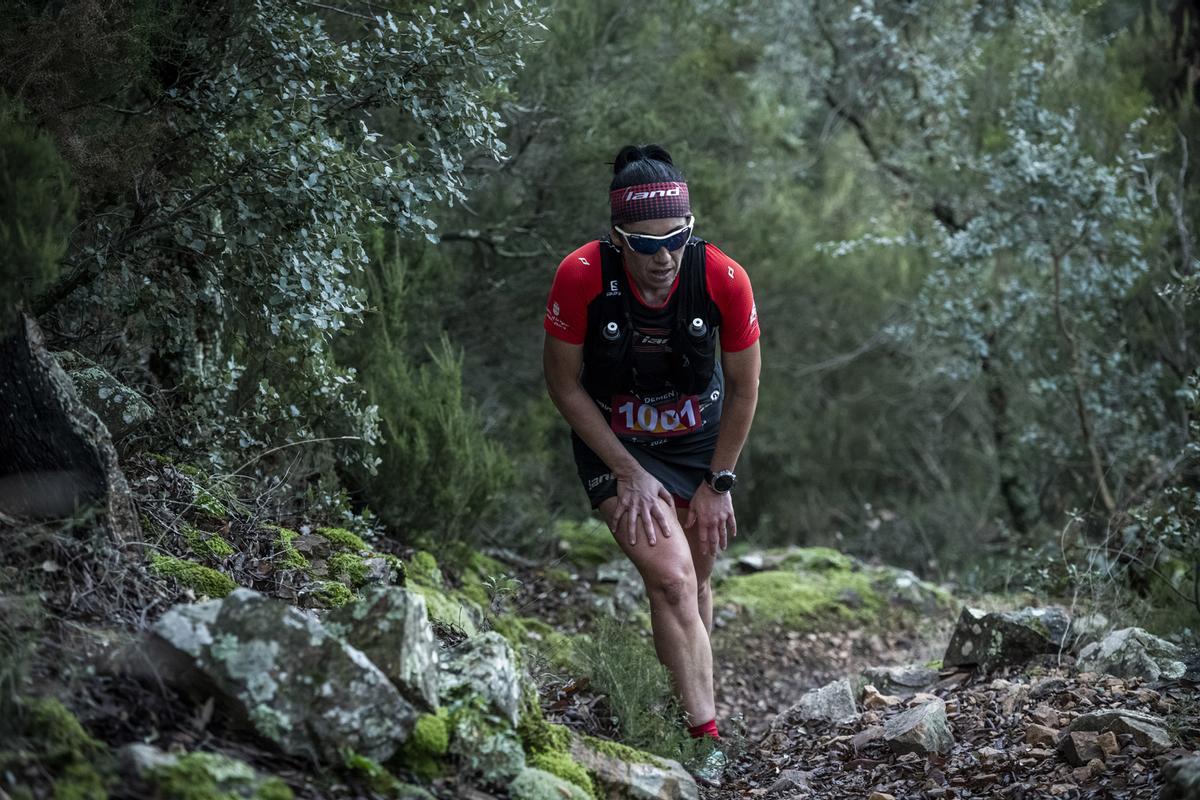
[747,0,1180,508]
[65,0,543,466]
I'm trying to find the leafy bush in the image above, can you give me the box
[0,94,75,328]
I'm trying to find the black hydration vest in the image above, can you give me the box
[581,237,720,400]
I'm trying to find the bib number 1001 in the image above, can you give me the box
[611,395,701,437]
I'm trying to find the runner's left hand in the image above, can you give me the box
[685,484,736,556]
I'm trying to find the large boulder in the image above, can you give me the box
[54,350,153,440]
[147,588,415,762]
[0,314,138,538]
[942,606,1070,671]
[325,587,439,711]
[781,678,858,724]
[883,699,954,756]
[569,735,698,800]
[1075,627,1186,682]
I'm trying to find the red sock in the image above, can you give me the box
[688,718,720,740]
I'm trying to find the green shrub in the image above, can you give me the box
[336,233,513,544]
[0,94,76,328]
[572,618,709,763]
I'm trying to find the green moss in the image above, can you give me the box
[328,552,368,588]
[192,487,228,520]
[150,553,236,597]
[554,519,620,570]
[411,713,449,755]
[581,735,665,769]
[776,546,857,572]
[268,526,309,571]
[527,751,595,799]
[408,550,443,588]
[720,568,884,630]
[15,697,113,799]
[409,583,480,636]
[394,710,450,780]
[145,751,293,800]
[182,524,235,559]
[343,749,405,795]
[312,580,353,608]
[317,527,368,552]
[517,694,596,799]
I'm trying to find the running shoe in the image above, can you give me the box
[690,747,728,789]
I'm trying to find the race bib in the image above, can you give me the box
[610,394,702,438]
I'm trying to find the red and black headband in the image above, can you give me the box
[610,181,691,226]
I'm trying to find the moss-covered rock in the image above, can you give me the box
[268,526,310,571]
[311,580,354,608]
[328,552,369,587]
[2,697,114,800]
[518,692,596,799]
[720,568,884,628]
[554,519,620,570]
[317,527,369,553]
[509,767,591,800]
[408,582,482,636]
[407,550,443,588]
[143,750,293,800]
[182,524,236,560]
[149,553,236,598]
[394,711,450,780]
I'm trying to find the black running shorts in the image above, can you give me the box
[571,430,715,510]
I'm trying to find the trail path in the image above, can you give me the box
[514,548,1193,800]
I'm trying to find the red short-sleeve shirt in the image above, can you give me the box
[543,240,760,351]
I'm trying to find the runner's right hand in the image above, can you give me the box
[610,467,675,547]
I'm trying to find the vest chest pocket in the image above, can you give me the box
[611,394,703,437]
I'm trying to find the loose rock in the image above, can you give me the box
[883,698,954,756]
[943,606,1070,671]
[1025,723,1058,749]
[1163,755,1200,800]
[1067,709,1173,752]
[569,735,698,800]
[783,678,859,724]
[1076,627,1186,682]
[1058,731,1105,767]
[859,663,939,698]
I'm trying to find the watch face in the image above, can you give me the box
[712,472,735,492]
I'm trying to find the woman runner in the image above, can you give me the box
[542,144,761,786]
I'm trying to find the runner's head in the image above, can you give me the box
[609,145,693,294]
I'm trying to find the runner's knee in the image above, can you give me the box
[649,568,697,608]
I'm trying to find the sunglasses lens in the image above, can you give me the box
[626,224,692,255]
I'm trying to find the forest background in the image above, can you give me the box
[3,0,1199,636]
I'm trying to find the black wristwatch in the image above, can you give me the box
[705,469,737,494]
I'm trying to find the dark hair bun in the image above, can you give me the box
[609,144,684,190]
[611,144,674,175]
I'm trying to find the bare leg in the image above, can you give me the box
[677,506,716,634]
[600,496,715,725]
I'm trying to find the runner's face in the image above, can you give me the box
[614,216,688,295]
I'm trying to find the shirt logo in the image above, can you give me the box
[749,303,758,326]
[552,302,560,316]
[578,256,590,266]
[728,266,735,280]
